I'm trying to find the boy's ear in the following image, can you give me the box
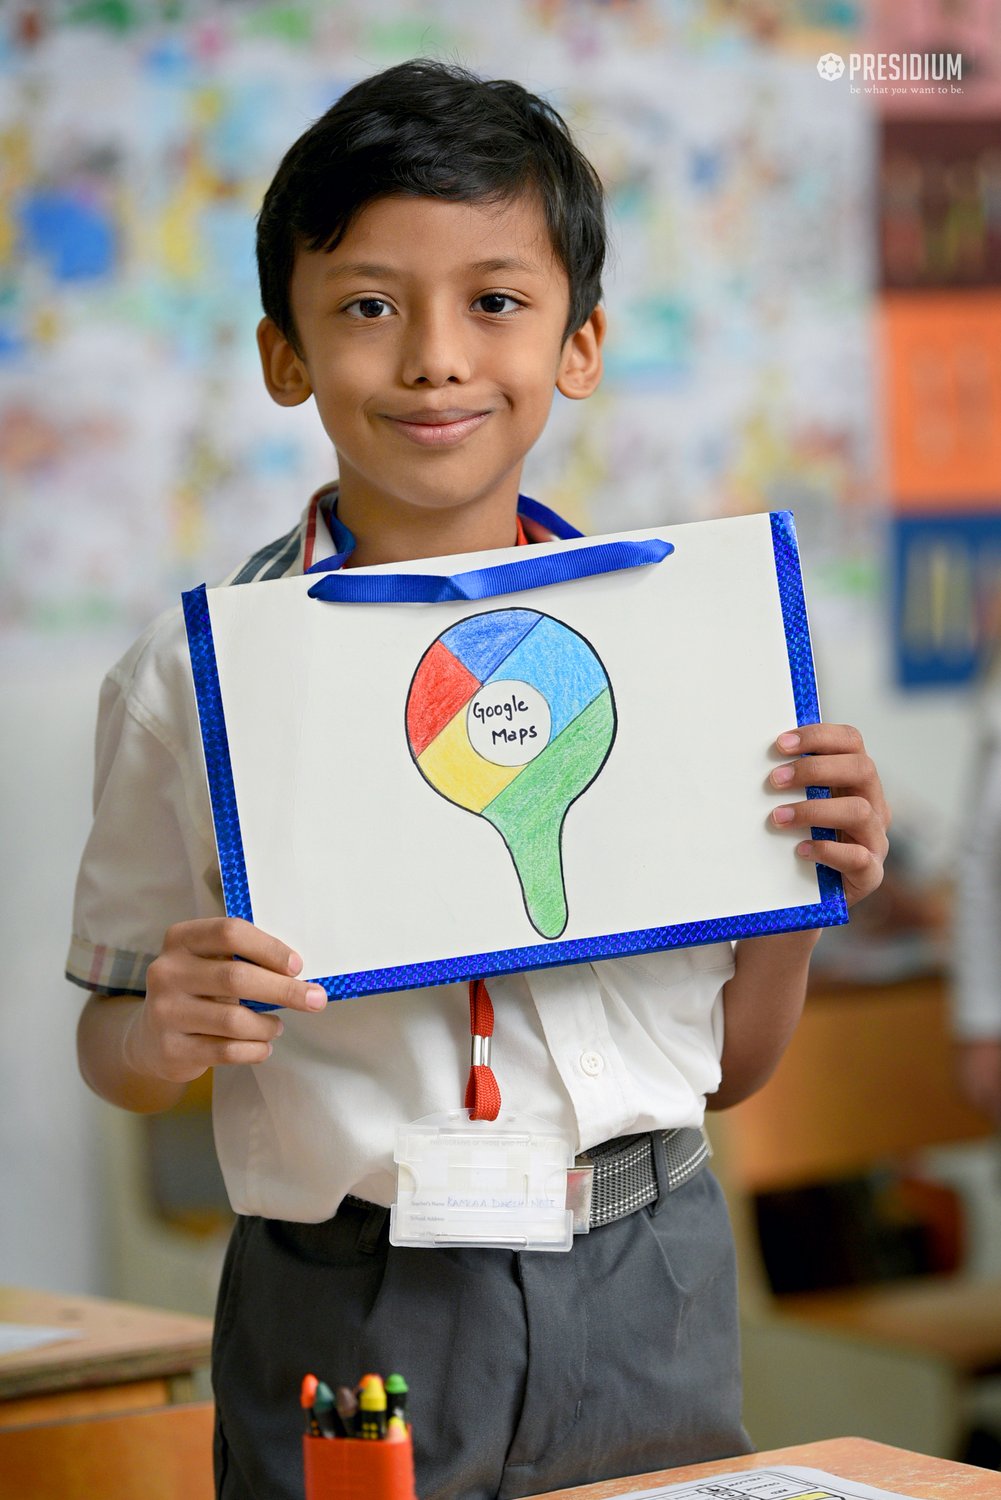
[556,305,606,401]
[257,317,313,407]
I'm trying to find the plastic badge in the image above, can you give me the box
[389,1111,582,1251]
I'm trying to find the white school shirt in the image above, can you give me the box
[67,486,734,1222]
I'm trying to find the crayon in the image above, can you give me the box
[335,1385,358,1437]
[385,1415,408,1442]
[385,1372,409,1424]
[357,1372,387,1440]
[313,1379,342,1438]
[300,1373,322,1438]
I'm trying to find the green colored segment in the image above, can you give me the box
[483,689,615,939]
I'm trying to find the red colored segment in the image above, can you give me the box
[407,642,481,758]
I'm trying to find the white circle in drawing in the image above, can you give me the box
[467,680,551,768]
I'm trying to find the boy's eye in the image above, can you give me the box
[474,293,522,315]
[344,298,393,319]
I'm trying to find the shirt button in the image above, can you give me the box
[579,1050,605,1077]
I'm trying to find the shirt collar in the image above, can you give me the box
[304,483,534,573]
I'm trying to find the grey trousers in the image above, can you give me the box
[213,1165,751,1500]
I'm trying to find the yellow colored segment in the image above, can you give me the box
[418,708,521,813]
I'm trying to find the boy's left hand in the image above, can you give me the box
[769,723,890,908]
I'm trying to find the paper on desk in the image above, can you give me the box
[0,1322,84,1357]
[615,1465,924,1500]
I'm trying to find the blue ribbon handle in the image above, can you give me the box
[307,536,672,604]
[515,495,585,541]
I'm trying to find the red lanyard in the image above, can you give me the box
[465,979,501,1120]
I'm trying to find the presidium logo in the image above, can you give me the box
[817,50,964,93]
[817,53,845,80]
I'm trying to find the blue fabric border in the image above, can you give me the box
[181,585,254,929]
[183,513,846,1005]
[769,510,848,928]
[309,893,839,998]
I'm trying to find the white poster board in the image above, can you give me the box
[183,511,845,999]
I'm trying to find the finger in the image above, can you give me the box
[162,995,286,1044]
[774,725,891,821]
[158,919,327,1012]
[770,795,889,857]
[183,956,328,1013]
[775,723,865,758]
[795,837,884,885]
[165,917,304,978]
[143,1004,284,1081]
[769,751,881,796]
[183,1036,278,1068]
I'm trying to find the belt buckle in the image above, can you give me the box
[567,1156,594,1235]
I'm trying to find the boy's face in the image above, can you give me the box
[258,192,603,543]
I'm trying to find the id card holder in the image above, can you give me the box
[389,1110,587,1251]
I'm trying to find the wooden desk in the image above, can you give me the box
[522,1437,1001,1499]
[0,1286,213,1429]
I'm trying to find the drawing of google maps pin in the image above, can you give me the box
[405,608,617,939]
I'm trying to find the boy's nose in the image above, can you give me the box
[400,307,472,387]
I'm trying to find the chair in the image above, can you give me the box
[707,974,1001,1458]
[0,1400,215,1500]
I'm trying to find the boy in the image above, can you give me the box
[70,60,890,1500]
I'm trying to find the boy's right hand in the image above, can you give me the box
[126,917,327,1084]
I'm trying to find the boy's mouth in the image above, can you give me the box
[383,408,491,448]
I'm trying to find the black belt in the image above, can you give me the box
[577,1127,711,1228]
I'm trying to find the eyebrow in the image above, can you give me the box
[469,257,543,275]
[323,255,543,281]
[323,263,397,281]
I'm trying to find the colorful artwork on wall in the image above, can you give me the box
[892,512,1001,687]
[870,6,1001,689]
[880,293,1001,506]
[880,120,1001,289]
[0,1,876,658]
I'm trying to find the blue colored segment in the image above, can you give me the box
[441,608,541,683]
[485,616,608,739]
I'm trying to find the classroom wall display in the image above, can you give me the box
[182,512,846,999]
[879,292,1001,686]
[892,512,1001,687]
[866,5,1001,689]
[880,120,1001,289]
[879,292,1001,506]
[1,1,877,661]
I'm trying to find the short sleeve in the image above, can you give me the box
[66,618,222,996]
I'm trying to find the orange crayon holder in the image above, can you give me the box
[303,1430,417,1500]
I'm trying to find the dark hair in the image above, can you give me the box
[256,58,605,350]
